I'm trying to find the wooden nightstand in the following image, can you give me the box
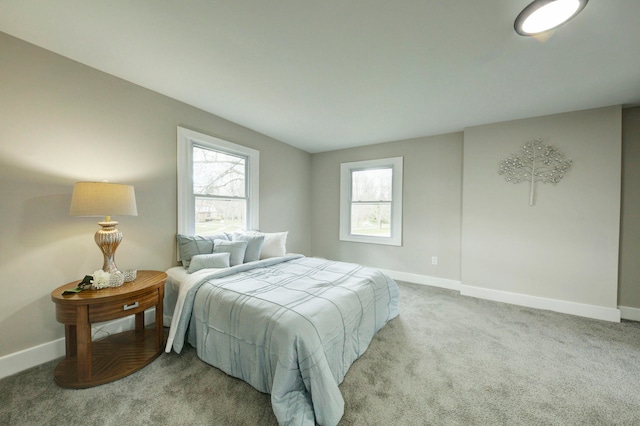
[51,270,167,388]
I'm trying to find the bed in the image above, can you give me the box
[164,233,399,426]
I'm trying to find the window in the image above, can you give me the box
[177,127,259,235]
[339,157,403,246]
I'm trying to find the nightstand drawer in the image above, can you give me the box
[89,290,158,323]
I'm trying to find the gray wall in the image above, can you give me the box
[310,133,463,281]
[0,32,311,357]
[620,107,640,309]
[462,106,621,309]
[311,106,636,317]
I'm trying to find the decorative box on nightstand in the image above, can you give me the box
[51,270,167,388]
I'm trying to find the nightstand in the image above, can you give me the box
[51,270,167,388]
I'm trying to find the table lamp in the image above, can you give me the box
[69,182,138,275]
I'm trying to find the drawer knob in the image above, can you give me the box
[123,301,139,311]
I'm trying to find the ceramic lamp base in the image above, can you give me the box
[95,221,123,274]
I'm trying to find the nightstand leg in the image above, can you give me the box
[65,324,77,357]
[135,312,144,331]
[76,305,92,382]
[155,286,164,350]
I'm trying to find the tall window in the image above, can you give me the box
[339,157,403,246]
[177,127,259,235]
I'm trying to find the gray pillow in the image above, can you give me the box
[176,233,229,268]
[187,253,231,273]
[232,233,265,263]
[213,239,248,267]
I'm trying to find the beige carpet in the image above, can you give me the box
[2,282,640,425]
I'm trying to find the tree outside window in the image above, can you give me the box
[193,146,247,235]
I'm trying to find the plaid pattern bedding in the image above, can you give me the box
[172,256,399,425]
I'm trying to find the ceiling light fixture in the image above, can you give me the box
[514,0,588,36]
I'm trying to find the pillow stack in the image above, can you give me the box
[243,231,288,259]
[176,231,288,273]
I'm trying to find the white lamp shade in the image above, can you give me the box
[69,182,138,217]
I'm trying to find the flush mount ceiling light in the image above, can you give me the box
[514,0,588,36]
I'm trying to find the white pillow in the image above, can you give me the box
[246,231,288,259]
[187,253,230,273]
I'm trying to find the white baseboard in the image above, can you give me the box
[0,337,67,381]
[379,269,461,291]
[619,305,640,322]
[0,308,156,381]
[460,284,621,323]
[381,268,624,323]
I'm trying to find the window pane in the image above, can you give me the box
[352,168,392,202]
[193,146,246,197]
[350,203,391,237]
[195,197,246,235]
[339,157,402,246]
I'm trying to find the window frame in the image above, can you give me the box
[177,126,259,236]
[339,157,403,246]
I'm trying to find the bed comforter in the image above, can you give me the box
[165,255,399,426]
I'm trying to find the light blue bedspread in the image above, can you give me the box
[167,255,399,426]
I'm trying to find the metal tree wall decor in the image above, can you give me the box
[498,138,572,206]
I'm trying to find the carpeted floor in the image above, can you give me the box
[2,281,640,425]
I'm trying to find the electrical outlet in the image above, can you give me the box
[431,256,438,265]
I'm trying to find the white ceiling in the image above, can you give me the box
[1,1,639,153]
